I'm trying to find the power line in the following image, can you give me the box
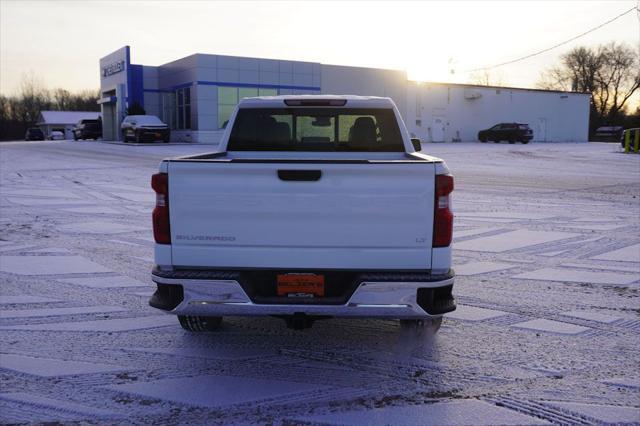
[461,6,639,73]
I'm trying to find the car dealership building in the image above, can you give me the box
[100,46,590,143]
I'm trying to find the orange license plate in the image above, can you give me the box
[277,274,324,297]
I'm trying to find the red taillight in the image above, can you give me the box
[151,173,170,244]
[433,174,454,247]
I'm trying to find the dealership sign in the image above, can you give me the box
[102,61,125,77]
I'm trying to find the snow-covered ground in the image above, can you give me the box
[0,140,638,425]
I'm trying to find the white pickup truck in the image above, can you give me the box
[150,95,455,331]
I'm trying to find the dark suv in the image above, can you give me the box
[73,119,102,140]
[478,123,533,144]
[25,127,45,141]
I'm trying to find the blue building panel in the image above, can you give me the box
[129,64,145,109]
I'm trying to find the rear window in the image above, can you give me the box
[228,108,404,152]
[518,124,530,130]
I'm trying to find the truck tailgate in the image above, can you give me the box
[168,161,435,270]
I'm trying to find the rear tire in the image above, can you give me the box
[178,315,223,332]
[493,140,500,143]
[508,140,515,144]
[400,317,442,333]
[522,140,529,144]
[480,137,487,143]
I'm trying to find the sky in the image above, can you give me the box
[1,0,638,95]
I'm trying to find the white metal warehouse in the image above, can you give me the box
[99,46,590,143]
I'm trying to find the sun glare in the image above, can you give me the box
[406,61,458,84]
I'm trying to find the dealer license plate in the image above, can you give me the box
[277,273,324,297]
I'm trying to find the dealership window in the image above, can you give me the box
[175,87,191,130]
[217,86,278,128]
[161,92,175,129]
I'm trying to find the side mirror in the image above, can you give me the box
[411,138,422,151]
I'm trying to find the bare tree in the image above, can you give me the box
[53,88,71,110]
[0,95,9,122]
[540,46,603,92]
[0,95,10,138]
[0,73,99,139]
[594,42,640,120]
[67,89,100,111]
[16,72,50,125]
[538,42,640,125]
[468,69,507,87]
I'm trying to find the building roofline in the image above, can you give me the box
[39,110,100,114]
[122,46,588,96]
[320,62,406,74]
[155,52,320,69]
[410,80,590,96]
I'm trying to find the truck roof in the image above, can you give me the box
[238,95,397,109]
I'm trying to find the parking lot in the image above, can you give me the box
[0,140,639,424]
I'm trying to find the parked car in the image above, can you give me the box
[149,95,456,332]
[73,119,102,140]
[49,131,65,140]
[595,126,623,142]
[121,115,170,143]
[24,127,44,141]
[478,123,533,144]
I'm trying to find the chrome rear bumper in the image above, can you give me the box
[151,270,455,319]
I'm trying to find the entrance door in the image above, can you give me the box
[109,104,118,140]
[101,102,117,141]
[537,118,547,142]
[432,116,445,142]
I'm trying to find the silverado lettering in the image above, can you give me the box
[175,235,237,242]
